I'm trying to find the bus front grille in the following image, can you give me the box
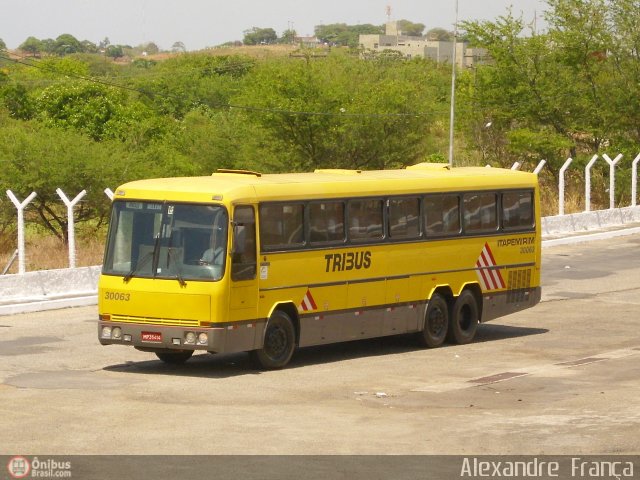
[110,315,200,328]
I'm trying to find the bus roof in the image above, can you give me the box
[114,164,538,204]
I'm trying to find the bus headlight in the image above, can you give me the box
[112,327,122,340]
[197,333,208,345]
[101,326,112,339]
[185,332,196,344]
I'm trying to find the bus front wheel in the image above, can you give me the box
[250,310,296,370]
[447,290,479,345]
[155,350,194,364]
[419,293,449,348]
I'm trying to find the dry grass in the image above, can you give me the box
[539,171,611,217]
[0,232,105,275]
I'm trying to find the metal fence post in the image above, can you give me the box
[602,154,623,209]
[511,162,521,171]
[559,158,573,216]
[632,154,640,207]
[584,155,599,212]
[6,190,37,274]
[56,188,87,269]
[533,160,546,175]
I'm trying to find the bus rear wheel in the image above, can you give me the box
[447,290,479,345]
[155,350,194,364]
[419,293,449,348]
[250,310,296,370]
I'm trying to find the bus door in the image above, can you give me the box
[229,205,258,323]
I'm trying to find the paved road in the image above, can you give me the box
[0,235,639,455]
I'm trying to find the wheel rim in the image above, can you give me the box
[428,305,446,337]
[265,325,288,360]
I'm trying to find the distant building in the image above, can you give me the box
[359,21,488,67]
[295,36,322,48]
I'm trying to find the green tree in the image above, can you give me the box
[426,28,453,41]
[0,114,132,240]
[172,108,267,174]
[30,56,90,79]
[171,41,186,53]
[279,29,297,45]
[141,42,160,55]
[35,82,152,141]
[105,44,124,59]
[602,0,640,147]
[461,3,617,171]
[1,84,35,120]
[398,20,426,37]
[235,53,449,171]
[315,23,383,48]
[0,38,6,51]
[80,40,98,53]
[98,37,110,50]
[243,27,278,45]
[130,53,253,119]
[40,38,56,55]
[53,34,84,55]
[19,36,42,56]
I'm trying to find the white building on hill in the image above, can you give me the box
[359,21,488,68]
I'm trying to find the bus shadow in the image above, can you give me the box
[102,324,548,378]
[473,323,549,344]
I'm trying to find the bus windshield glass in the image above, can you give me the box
[103,201,228,282]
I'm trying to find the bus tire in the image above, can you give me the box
[419,293,449,348]
[447,290,479,345]
[155,350,194,364]
[250,310,296,370]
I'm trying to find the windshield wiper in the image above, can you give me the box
[124,230,162,283]
[123,251,154,283]
[167,247,187,287]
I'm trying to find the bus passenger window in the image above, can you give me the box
[463,193,498,233]
[424,194,460,236]
[260,203,304,249]
[389,198,420,239]
[349,199,383,241]
[502,191,534,230]
[309,202,345,244]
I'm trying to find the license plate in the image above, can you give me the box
[141,332,162,343]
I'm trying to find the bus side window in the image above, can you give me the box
[260,203,304,249]
[349,199,383,241]
[388,197,420,239]
[463,193,497,233]
[424,194,461,237]
[309,201,345,244]
[232,206,257,281]
[502,191,534,230]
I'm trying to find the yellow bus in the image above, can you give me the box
[98,164,541,369]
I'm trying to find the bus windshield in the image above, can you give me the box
[103,201,228,282]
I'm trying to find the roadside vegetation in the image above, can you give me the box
[0,0,638,272]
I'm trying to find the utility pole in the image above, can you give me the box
[448,0,459,168]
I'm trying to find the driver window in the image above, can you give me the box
[232,205,257,281]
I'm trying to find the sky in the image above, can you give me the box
[0,0,547,51]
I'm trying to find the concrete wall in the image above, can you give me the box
[0,266,100,315]
[541,205,640,236]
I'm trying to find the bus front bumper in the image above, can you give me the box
[98,321,226,353]
[98,320,265,354]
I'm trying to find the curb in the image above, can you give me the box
[0,294,97,316]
